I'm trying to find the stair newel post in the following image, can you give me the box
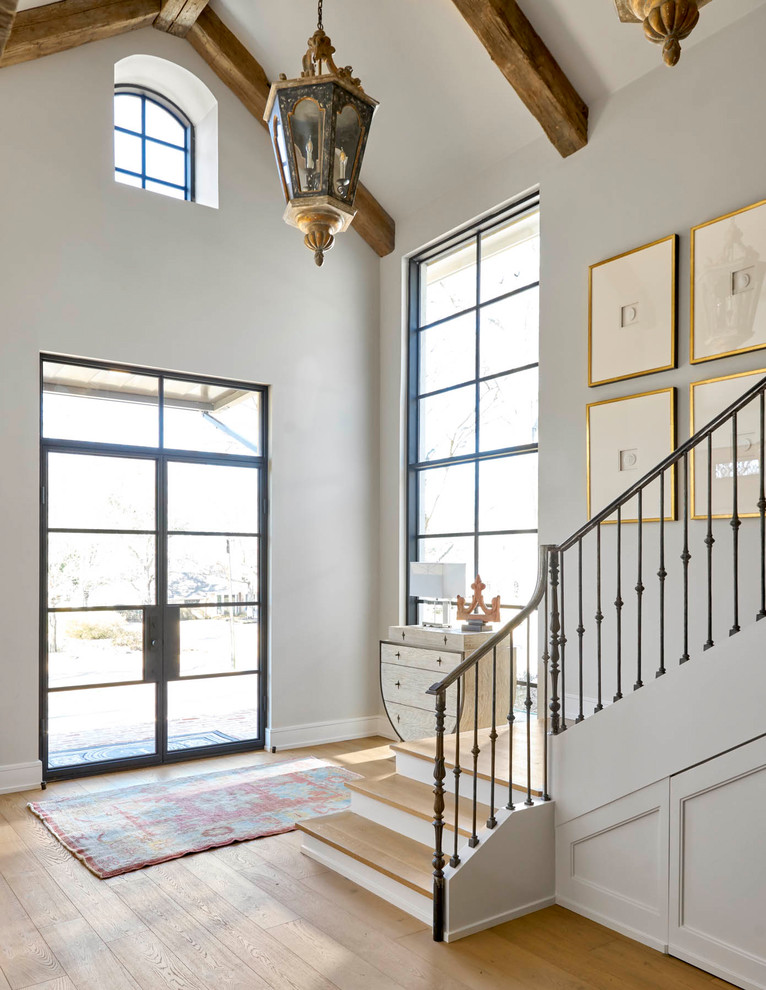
[576,538,585,723]
[730,413,741,637]
[549,550,562,735]
[758,391,766,621]
[657,471,667,677]
[506,628,515,810]
[450,676,462,868]
[681,452,691,664]
[469,664,480,846]
[524,615,533,806]
[634,489,644,691]
[432,688,447,942]
[595,524,604,712]
[487,647,498,829]
[542,575,550,801]
[614,505,623,702]
[704,433,715,651]
[559,554,567,730]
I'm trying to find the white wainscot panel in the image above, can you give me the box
[556,778,669,950]
[670,735,766,990]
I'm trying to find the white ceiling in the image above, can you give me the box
[16,0,766,218]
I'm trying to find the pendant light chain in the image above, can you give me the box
[317,0,323,30]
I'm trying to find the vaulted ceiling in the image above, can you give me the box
[7,0,766,246]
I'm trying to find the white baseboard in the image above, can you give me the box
[556,895,668,953]
[445,895,556,942]
[0,761,43,795]
[265,715,396,751]
[670,946,764,990]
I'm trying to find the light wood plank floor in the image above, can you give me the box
[0,736,733,990]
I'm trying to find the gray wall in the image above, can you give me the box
[0,28,382,774]
[379,5,766,705]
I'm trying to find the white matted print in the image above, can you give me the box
[690,369,766,519]
[692,199,766,364]
[587,389,676,523]
[589,235,677,387]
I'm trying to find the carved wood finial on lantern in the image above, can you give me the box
[456,575,501,625]
[613,0,711,66]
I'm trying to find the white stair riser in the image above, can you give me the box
[350,788,448,847]
[299,833,433,926]
[394,751,529,807]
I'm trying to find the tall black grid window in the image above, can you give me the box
[407,197,540,627]
[114,86,193,201]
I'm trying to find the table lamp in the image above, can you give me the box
[409,562,467,629]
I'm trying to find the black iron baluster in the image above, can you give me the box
[549,551,562,735]
[487,648,498,829]
[576,539,585,723]
[432,690,447,942]
[469,664,480,847]
[614,506,623,702]
[525,616,533,806]
[542,575,550,801]
[595,524,604,711]
[506,629,515,810]
[760,392,766,621]
[657,471,667,677]
[681,453,691,664]
[450,676,462,868]
[559,554,567,730]
[704,432,715,651]
[634,489,644,691]
[731,413,741,636]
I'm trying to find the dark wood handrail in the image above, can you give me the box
[426,544,554,696]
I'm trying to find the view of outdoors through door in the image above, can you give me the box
[41,359,267,778]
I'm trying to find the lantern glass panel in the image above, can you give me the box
[333,103,362,202]
[272,116,293,201]
[289,97,324,194]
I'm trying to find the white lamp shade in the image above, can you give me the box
[410,562,466,599]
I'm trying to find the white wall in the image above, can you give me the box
[379,4,766,663]
[0,28,382,775]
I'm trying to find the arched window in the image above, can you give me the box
[114,86,193,201]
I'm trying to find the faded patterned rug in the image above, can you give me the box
[28,756,359,878]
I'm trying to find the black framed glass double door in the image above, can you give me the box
[41,358,267,780]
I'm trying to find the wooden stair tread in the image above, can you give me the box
[297,811,434,897]
[346,771,490,836]
[391,721,546,797]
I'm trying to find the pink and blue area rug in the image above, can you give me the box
[28,756,360,879]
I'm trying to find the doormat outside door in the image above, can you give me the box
[28,756,360,878]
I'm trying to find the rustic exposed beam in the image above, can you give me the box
[450,0,588,157]
[154,0,210,39]
[187,7,395,258]
[0,0,160,68]
[0,0,19,60]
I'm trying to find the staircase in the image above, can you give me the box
[295,371,766,982]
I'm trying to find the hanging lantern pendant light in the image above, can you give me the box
[264,0,379,266]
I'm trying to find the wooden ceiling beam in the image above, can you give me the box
[0,0,160,67]
[154,0,210,39]
[0,0,19,60]
[187,7,395,258]
[450,0,588,157]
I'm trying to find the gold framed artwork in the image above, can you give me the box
[691,198,766,364]
[690,369,766,519]
[587,388,676,523]
[588,234,677,387]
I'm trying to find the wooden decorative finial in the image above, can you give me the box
[456,574,501,625]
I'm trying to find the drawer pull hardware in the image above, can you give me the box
[395,652,401,658]
[396,714,400,723]
[395,680,401,688]
[437,656,442,665]
[443,635,448,645]
[402,631,406,640]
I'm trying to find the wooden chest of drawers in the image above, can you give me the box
[380,625,514,742]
